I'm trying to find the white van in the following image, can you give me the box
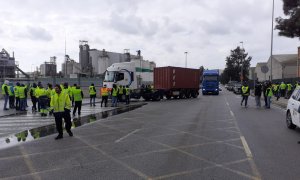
[286,87,300,129]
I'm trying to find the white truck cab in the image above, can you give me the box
[103,62,137,90]
[286,86,300,129]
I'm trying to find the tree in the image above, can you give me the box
[275,0,300,39]
[221,46,252,84]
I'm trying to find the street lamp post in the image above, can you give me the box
[270,0,274,81]
[184,52,188,68]
[240,41,244,84]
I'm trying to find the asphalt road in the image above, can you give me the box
[0,90,299,179]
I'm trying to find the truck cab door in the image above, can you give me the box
[290,89,300,126]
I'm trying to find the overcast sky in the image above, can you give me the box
[0,0,299,72]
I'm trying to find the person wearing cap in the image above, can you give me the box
[100,84,109,107]
[50,84,73,140]
[1,80,9,110]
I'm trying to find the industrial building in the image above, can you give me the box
[62,55,81,76]
[79,41,156,76]
[0,48,15,78]
[40,56,57,77]
[254,54,298,81]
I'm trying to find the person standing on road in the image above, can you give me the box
[262,81,268,107]
[30,83,37,112]
[89,83,96,106]
[279,82,286,97]
[1,80,9,110]
[266,82,273,109]
[18,84,27,111]
[71,84,77,107]
[286,82,293,99]
[125,85,130,105]
[72,85,83,116]
[8,82,15,109]
[254,82,262,107]
[36,83,48,116]
[100,84,109,107]
[50,84,73,140]
[14,82,20,111]
[118,85,124,102]
[241,82,250,107]
[111,84,118,107]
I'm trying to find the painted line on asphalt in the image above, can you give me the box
[19,146,41,180]
[115,129,141,143]
[230,110,235,118]
[226,102,229,106]
[225,97,262,180]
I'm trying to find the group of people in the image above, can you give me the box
[1,80,131,140]
[240,81,300,109]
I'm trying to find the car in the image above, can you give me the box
[286,87,300,129]
[233,83,242,94]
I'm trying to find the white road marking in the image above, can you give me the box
[240,136,253,158]
[230,110,235,117]
[115,129,141,143]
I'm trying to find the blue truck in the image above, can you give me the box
[202,69,219,95]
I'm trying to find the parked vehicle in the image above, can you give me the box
[286,87,300,129]
[233,83,242,94]
[227,81,238,91]
[202,69,219,95]
[103,62,202,100]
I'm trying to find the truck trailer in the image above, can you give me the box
[103,62,202,100]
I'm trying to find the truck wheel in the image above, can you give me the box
[286,111,296,129]
[166,95,171,100]
[185,92,191,98]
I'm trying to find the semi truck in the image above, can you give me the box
[103,62,202,100]
[202,69,220,95]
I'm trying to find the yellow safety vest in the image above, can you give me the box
[19,86,26,99]
[89,86,96,95]
[119,86,124,95]
[50,92,71,113]
[14,86,20,97]
[266,88,273,97]
[241,86,249,96]
[8,86,14,96]
[73,88,83,101]
[1,84,7,95]
[101,87,109,96]
[112,88,118,97]
[125,88,130,96]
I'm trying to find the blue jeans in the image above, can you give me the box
[267,96,272,108]
[20,98,26,111]
[3,94,9,109]
[90,95,96,106]
[112,96,118,107]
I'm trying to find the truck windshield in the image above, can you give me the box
[204,76,218,81]
[104,71,116,82]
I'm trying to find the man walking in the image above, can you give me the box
[241,82,250,107]
[266,82,273,109]
[254,82,262,107]
[111,84,118,107]
[72,85,83,116]
[2,80,9,110]
[89,83,96,106]
[50,85,73,140]
[100,84,109,107]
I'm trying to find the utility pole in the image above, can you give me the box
[184,52,188,68]
[240,41,244,84]
[270,0,274,81]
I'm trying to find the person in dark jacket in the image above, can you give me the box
[262,81,268,107]
[254,82,262,107]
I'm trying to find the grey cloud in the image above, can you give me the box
[17,26,53,41]
[109,13,159,37]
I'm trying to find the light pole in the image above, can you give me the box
[270,0,274,81]
[184,52,188,68]
[240,41,244,84]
